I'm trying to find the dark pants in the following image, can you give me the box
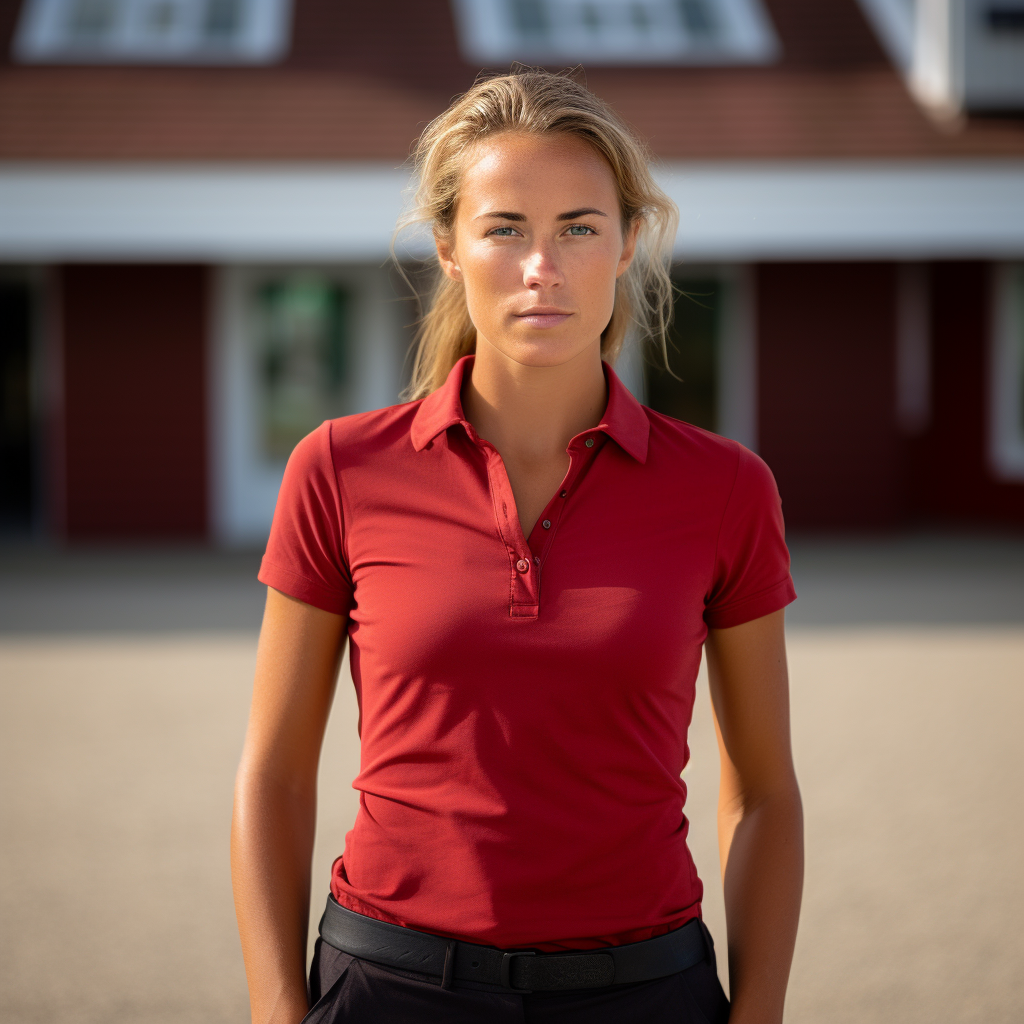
[304,927,730,1024]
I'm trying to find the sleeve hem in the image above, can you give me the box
[258,557,352,616]
[704,576,797,630]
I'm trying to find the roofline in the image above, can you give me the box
[1,159,1024,261]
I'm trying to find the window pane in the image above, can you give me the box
[205,0,244,39]
[510,0,549,36]
[452,0,778,66]
[677,0,717,39]
[14,0,290,64]
[644,278,719,431]
[255,278,351,460]
[68,0,120,41]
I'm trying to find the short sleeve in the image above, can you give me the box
[704,446,797,629]
[258,420,354,616]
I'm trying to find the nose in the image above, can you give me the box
[522,241,564,290]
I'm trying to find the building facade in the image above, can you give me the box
[2,0,1023,541]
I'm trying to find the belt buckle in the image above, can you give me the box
[499,950,536,991]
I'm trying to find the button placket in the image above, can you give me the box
[526,434,601,564]
[480,444,540,618]
[526,454,574,564]
[476,429,605,618]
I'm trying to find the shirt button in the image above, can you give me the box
[534,556,541,565]
[585,438,594,448]
[515,559,530,573]
[542,519,551,529]
[560,490,567,498]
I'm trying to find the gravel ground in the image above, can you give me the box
[1,536,1022,1023]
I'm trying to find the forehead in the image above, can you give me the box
[457,132,619,212]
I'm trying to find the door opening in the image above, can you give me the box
[0,282,33,532]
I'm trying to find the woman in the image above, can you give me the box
[232,70,803,1024]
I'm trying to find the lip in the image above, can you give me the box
[513,307,573,328]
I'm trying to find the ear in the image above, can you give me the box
[435,233,462,282]
[615,219,641,279]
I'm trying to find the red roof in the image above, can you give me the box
[1,0,1023,161]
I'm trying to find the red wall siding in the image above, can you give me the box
[910,262,1024,525]
[757,262,903,528]
[60,264,208,539]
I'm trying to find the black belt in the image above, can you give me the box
[318,895,709,992]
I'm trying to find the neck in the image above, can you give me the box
[461,339,608,464]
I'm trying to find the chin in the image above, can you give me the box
[503,337,595,369]
[478,323,601,370]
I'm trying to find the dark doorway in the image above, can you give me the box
[60,264,208,540]
[757,262,902,529]
[0,282,33,532]
[644,278,720,431]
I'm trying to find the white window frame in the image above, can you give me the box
[630,263,757,448]
[13,0,292,65]
[451,0,778,67]
[989,262,1024,481]
[209,264,405,547]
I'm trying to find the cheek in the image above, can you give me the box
[572,247,620,314]
[460,247,515,314]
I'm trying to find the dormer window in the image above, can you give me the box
[451,0,779,66]
[13,0,292,64]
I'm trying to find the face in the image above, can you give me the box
[435,132,638,369]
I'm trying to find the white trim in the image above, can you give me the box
[656,161,1024,259]
[3,161,1024,260]
[614,333,647,404]
[989,262,1024,482]
[0,164,416,261]
[715,264,757,451]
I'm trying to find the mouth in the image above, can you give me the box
[513,307,573,328]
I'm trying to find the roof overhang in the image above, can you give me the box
[2,160,1024,262]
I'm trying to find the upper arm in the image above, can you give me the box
[705,609,797,807]
[238,587,348,787]
[243,422,354,787]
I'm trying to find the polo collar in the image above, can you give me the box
[410,354,650,464]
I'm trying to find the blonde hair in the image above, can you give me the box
[395,68,679,400]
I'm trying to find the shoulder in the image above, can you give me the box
[643,407,740,475]
[289,399,425,472]
[642,408,780,507]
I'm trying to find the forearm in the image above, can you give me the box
[231,768,318,1024]
[718,786,804,1024]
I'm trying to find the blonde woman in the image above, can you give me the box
[232,70,803,1024]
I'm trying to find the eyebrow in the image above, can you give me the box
[476,208,609,222]
[558,208,608,220]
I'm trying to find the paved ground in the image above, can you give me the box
[1,536,1022,1023]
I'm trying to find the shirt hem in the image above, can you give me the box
[704,576,797,630]
[258,557,352,616]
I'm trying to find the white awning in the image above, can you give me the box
[2,160,1023,261]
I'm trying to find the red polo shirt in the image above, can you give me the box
[259,355,796,951]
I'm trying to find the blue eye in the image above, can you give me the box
[489,227,517,236]
[567,224,595,236]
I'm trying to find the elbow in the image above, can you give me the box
[232,754,318,830]
[722,771,803,830]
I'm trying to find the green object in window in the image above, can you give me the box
[256,278,351,460]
